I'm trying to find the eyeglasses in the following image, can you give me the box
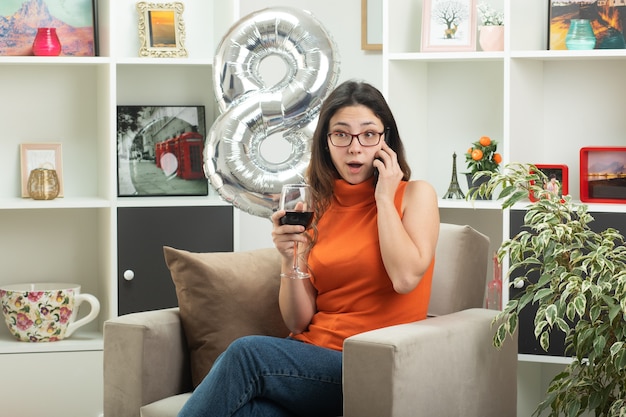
[327,130,386,147]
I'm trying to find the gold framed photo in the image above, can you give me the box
[20,143,64,198]
[361,0,382,51]
[136,2,187,58]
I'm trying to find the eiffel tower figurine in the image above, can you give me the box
[443,152,465,199]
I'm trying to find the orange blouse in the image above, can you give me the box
[292,178,435,351]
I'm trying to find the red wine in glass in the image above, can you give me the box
[280,211,313,228]
[279,184,313,279]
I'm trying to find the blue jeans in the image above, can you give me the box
[178,335,343,417]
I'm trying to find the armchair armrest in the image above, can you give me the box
[103,308,192,417]
[343,308,517,417]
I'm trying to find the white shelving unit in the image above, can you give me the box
[0,2,236,415]
[2,0,623,414]
[383,0,623,415]
[0,0,235,352]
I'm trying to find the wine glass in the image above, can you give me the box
[279,184,314,279]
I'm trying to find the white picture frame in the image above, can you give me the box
[137,2,188,58]
[20,143,64,198]
[421,0,477,52]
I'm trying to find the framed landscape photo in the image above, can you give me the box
[580,147,626,203]
[117,105,208,197]
[20,143,64,198]
[421,0,477,52]
[529,164,569,202]
[0,0,97,56]
[136,2,187,58]
[549,0,626,50]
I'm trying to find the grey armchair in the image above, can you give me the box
[103,223,517,417]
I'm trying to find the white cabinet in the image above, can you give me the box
[0,0,236,354]
[383,0,625,414]
[117,205,233,315]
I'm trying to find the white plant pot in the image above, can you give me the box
[479,25,504,51]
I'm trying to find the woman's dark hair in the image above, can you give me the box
[307,80,411,217]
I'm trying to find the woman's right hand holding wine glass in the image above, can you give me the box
[272,184,314,279]
[271,211,316,336]
[271,207,308,261]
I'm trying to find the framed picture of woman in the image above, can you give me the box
[529,164,569,202]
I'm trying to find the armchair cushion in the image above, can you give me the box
[163,246,290,388]
[428,223,490,316]
[140,394,192,417]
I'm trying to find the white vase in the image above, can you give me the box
[479,25,504,51]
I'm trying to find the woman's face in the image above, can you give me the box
[326,104,385,185]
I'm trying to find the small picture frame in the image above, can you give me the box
[580,147,626,203]
[361,0,382,51]
[117,105,208,197]
[549,1,626,50]
[136,2,187,58]
[421,0,477,52]
[529,164,569,202]
[20,143,64,198]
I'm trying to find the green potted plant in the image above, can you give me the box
[469,163,626,417]
[464,136,502,198]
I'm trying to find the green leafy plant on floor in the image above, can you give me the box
[468,164,626,417]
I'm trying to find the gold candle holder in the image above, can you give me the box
[27,168,60,200]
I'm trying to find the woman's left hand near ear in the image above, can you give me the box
[374,142,403,202]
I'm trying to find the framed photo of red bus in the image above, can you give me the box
[116,105,208,197]
[580,147,626,203]
[529,164,569,202]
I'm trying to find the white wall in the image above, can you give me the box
[229,0,383,250]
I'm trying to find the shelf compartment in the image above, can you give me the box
[509,58,626,201]
[0,208,109,337]
[111,0,231,60]
[387,59,504,197]
[116,64,215,110]
[0,63,109,201]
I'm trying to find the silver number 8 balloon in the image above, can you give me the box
[204,7,340,218]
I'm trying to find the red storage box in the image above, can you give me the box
[580,147,626,204]
[529,164,569,202]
